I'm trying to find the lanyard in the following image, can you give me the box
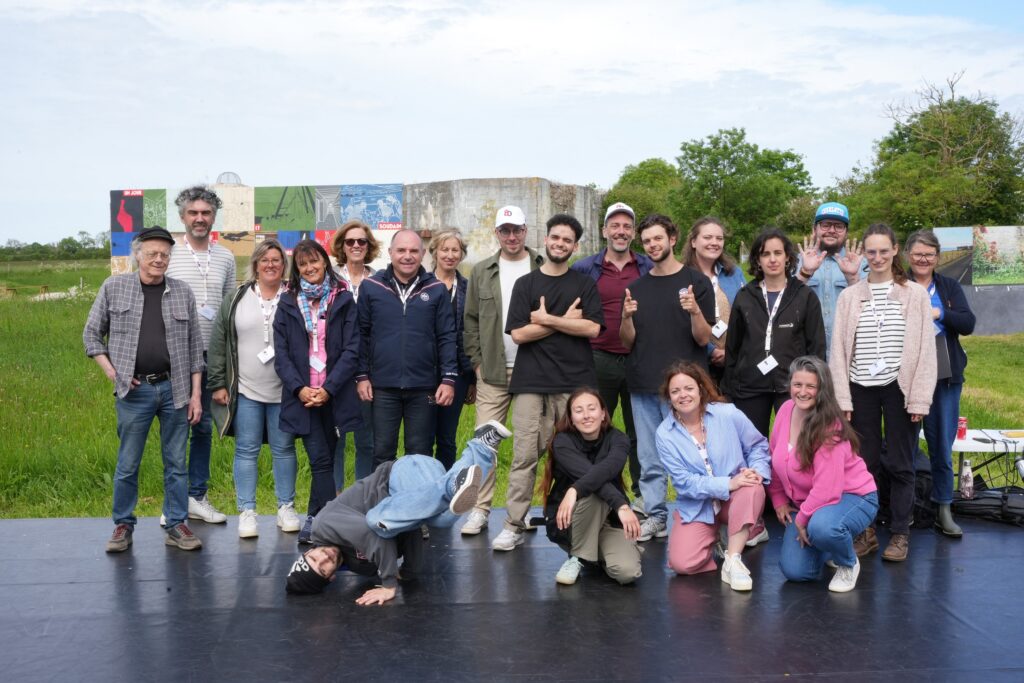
[683,416,722,514]
[710,275,721,321]
[759,281,786,354]
[256,284,283,345]
[184,240,211,305]
[393,275,420,309]
[866,283,894,356]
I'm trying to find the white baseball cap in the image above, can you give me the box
[604,202,635,223]
[495,205,526,228]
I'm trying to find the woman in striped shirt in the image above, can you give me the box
[829,224,936,563]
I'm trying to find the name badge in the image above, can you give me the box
[309,356,326,372]
[868,359,888,377]
[711,320,728,338]
[257,346,275,364]
[198,305,216,320]
[757,355,779,375]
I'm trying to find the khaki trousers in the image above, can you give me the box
[504,391,570,531]
[566,494,642,584]
[471,368,514,514]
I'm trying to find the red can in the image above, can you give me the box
[957,416,968,440]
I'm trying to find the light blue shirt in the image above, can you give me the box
[655,402,771,524]
[798,250,866,356]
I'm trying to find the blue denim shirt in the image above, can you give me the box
[798,250,866,356]
[655,402,771,524]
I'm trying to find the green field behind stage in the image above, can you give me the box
[1,261,1022,519]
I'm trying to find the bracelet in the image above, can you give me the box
[799,269,813,280]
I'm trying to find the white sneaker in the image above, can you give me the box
[637,517,667,542]
[721,553,753,591]
[188,495,227,524]
[491,528,524,551]
[276,503,301,533]
[556,556,583,585]
[159,514,166,527]
[828,558,861,593]
[746,525,770,547]
[238,509,258,538]
[461,510,488,535]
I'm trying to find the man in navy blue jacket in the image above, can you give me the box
[356,230,458,469]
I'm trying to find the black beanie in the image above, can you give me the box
[285,553,331,594]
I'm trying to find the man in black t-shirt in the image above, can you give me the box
[620,214,715,541]
[491,214,604,552]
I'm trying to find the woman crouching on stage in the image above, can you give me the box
[769,356,878,593]
[541,388,642,586]
[657,361,771,591]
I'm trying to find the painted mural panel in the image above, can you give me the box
[339,184,402,230]
[110,189,144,233]
[254,186,316,232]
[972,225,1024,285]
[932,227,974,284]
[315,185,343,231]
[142,189,167,229]
[216,184,255,232]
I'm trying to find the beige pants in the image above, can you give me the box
[471,368,514,514]
[504,391,570,531]
[566,494,642,584]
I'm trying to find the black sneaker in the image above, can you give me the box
[449,464,483,514]
[165,523,202,551]
[106,523,133,553]
[474,420,512,452]
[298,515,314,545]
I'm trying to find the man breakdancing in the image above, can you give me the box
[285,421,511,604]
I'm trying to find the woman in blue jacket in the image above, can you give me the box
[274,239,362,542]
[905,230,976,537]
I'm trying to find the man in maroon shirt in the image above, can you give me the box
[571,202,653,508]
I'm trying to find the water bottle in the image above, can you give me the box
[1015,455,1024,483]
[959,459,974,499]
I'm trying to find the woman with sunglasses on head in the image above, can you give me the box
[769,356,878,592]
[540,387,642,586]
[208,239,302,538]
[275,239,362,542]
[830,224,936,563]
[904,230,976,538]
[428,230,477,469]
[329,222,380,486]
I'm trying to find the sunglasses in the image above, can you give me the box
[344,238,369,247]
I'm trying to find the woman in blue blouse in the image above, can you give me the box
[656,361,771,591]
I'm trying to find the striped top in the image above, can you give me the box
[166,241,237,350]
[850,281,904,386]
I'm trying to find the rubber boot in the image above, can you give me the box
[935,504,963,538]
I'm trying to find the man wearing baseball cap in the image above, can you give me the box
[796,201,865,355]
[84,226,207,552]
[571,202,652,508]
[460,205,544,536]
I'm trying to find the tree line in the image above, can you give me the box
[1,231,110,262]
[606,74,1024,255]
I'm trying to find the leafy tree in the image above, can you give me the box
[669,128,813,250]
[839,74,1024,233]
[604,158,681,225]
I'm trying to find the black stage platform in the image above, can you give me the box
[3,511,1023,681]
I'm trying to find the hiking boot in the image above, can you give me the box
[935,504,963,538]
[721,553,753,591]
[491,528,524,551]
[637,517,667,542]
[829,559,861,593]
[188,495,227,524]
[853,526,879,557]
[277,502,301,533]
[105,523,133,553]
[238,509,258,538]
[882,533,909,562]
[461,509,488,535]
[556,556,583,585]
[165,523,202,551]
[474,420,512,452]
[449,464,483,514]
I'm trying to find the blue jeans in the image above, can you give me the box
[301,404,338,517]
[111,380,189,528]
[630,392,669,523]
[232,394,297,511]
[186,360,213,498]
[365,438,494,538]
[334,399,375,489]
[923,380,962,505]
[779,492,879,581]
[372,387,437,470]
[433,374,470,469]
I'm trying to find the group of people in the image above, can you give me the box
[84,187,975,603]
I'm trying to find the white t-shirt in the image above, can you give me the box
[499,255,533,367]
[236,286,284,403]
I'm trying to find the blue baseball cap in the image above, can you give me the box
[814,202,849,225]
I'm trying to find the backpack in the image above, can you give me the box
[952,486,1024,527]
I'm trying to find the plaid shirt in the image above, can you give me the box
[83,273,205,408]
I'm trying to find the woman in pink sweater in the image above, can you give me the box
[769,356,878,593]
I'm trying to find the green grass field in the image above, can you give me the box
[0,263,1021,519]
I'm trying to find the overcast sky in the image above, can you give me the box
[2,0,1023,243]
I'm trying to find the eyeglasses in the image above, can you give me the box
[817,221,847,233]
[497,226,527,237]
[141,250,170,261]
[865,249,892,258]
[908,252,938,262]
[344,238,369,247]
[258,257,283,266]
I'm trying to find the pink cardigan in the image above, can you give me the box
[828,277,937,415]
[768,400,877,528]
